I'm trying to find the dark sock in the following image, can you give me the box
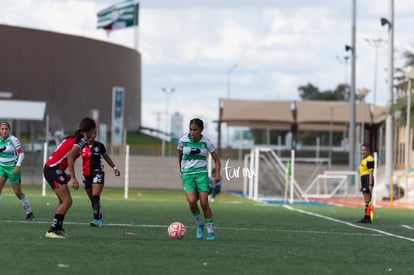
[49,213,65,232]
[92,195,100,220]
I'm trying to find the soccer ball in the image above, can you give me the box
[168,222,186,240]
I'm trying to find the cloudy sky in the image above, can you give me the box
[1,0,413,142]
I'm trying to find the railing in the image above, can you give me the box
[243,147,308,203]
[303,170,359,198]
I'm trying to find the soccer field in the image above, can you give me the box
[1,185,414,275]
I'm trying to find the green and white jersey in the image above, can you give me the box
[177,134,216,175]
[0,135,22,167]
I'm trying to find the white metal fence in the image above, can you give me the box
[242,147,359,204]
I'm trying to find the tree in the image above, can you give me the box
[298,83,321,100]
[391,48,414,127]
[298,83,349,101]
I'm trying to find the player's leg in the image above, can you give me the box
[363,192,373,221]
[90,178,104,227]
[210,185,216,201]
[83,176,94,221]
[197,173,215,240]
[11,182,34,221]
[357,176,372,223]
[8,166,34,221]
[186,190,204,239]
[183,173,205,239]
[199,191,215,240]
[44,166,71,238]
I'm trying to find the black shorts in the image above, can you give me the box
[82,172,105,190]
[360,174,374,193]
[43,165,69,190]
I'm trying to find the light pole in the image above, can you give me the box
[329,107,333,170]
[404,66,414,186]
[335,55,350,86]
[161,87,175,158]
[347,0,357,171]
[226,64,238,147]
[381,0,394,190]
[358,88,370,145]
[365,38,386,113]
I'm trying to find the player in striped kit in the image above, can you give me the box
[43,117,96,238]
[81,128,120,227]
[0,121,34,221]
[177,118,221,241]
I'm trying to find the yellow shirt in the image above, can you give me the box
[359,154,374,176]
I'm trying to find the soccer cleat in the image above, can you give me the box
[25,212,34,221]
[90,219,104,227]
[196,225,204,239]
[206,233,216,241]
[357,217,371,224]
[56,229,69,238]
[45,231,67,239]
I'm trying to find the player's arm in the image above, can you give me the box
[368,170,374,191]
[210,151,221,183]
[14,149,25,174]
[13,138,24,174]
[178,150,183,172]
[103,153,120,176]
[67,145,81,190]
[367,158,375,191]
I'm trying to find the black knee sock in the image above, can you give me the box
[92,195,100,220]
[49,213,65,231]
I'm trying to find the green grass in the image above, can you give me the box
[126,132,164,145]
[1,184,414,274]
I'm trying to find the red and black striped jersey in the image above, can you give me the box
[45,135,87,170]
[81,141,107,176]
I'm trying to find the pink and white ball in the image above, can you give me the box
[168,222,186,240]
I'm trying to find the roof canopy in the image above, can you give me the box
[220,99,294,130]
[219,99,386,131]
[0,100,46,121]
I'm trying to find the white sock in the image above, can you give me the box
[19,195,32,214]
[192,212,203,226]
[205,218,214,234]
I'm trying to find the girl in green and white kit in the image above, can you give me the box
[0,122,34,221]
[177,118,221,241]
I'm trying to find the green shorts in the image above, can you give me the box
[181,172,209,193]
[0,164,21,184]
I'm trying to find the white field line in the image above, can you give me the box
[0,219,380,237]
[284,205,414,243]
[401,225,414,230]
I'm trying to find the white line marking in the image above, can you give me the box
[401,225,414,230]
[0,219,379,237]
[284,205,414,243]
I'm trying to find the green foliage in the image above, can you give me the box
[2,185,414,274]
[126,132,163,145]
[389,49,414,127]
[390,95,414,127]
[298,83,349,101]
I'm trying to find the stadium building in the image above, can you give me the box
[0,24,141,136]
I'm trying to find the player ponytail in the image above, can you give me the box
[66,117,97,138]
